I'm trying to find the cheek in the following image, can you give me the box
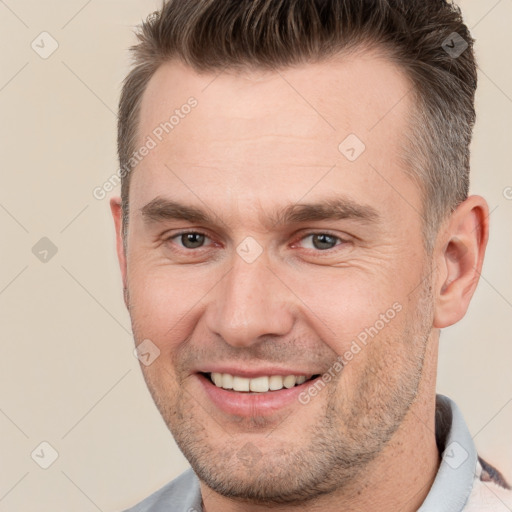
[283,267,402,350]
[127,262,222,346]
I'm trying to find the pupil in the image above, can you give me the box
[182,233,205,248]
[313,234,336,250]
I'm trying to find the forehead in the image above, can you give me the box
[131,51,420,229]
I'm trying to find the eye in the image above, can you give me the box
[170,231,212,249]
[297,233,344,251]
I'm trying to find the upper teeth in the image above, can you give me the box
[210,373,309,393]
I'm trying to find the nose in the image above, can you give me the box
[204,254,295,348]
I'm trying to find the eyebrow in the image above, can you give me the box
[140,196,380,229]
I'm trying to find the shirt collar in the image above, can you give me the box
[418,394,477,512]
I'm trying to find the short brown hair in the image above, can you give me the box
[118,0,477,250]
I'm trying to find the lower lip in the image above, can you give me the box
[197,373,319,417]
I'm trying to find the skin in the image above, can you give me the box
[111,50,489,511]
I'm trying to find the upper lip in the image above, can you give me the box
[196,366,320,378]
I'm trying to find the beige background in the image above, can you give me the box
[0,1,511,510]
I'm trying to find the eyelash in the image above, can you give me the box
[164,230,347,253]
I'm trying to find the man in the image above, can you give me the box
[111,1,511,510]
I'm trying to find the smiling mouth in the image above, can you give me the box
[201,372,321,393]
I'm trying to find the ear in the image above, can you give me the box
[433,195,489,328]
[110,197,129,308]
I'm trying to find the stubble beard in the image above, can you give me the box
[133,277,434,506]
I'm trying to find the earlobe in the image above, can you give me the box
[433,196,489,329]
[110,197,128,303]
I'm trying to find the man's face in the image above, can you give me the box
[119,51,435,504]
